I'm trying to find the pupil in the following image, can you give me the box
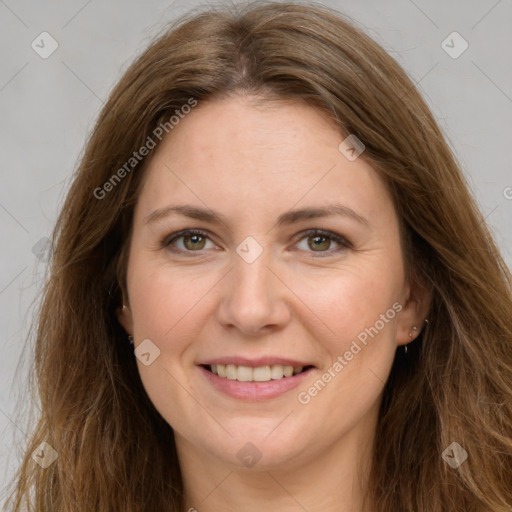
[310,235,329,251]
[185,234,204,249]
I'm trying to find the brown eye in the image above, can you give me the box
[307,234,332,252]
[162,229,214,253]
[162,228,350,257]
[182,233,206,250]
[295,229,351,257]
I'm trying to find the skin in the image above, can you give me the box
[117,95,430,512]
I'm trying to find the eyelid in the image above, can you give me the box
[294,229,352,253]
[161,228,352,256]
[161,229,217,254]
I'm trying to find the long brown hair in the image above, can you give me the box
[5,1,512,510]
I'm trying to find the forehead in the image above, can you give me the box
[134,96,394,227]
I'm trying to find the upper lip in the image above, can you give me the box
[198,356,314,368]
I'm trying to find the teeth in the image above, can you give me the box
[271,365,284,379]
[209,364,306,382]
[283,366,294,377]
[217,364,226,378]
[253,366,271,382]
[237,365,253,382]
[226,364,237,380]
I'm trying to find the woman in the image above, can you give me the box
[6,1,512,511]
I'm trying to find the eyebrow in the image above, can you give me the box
[144,203,370,228]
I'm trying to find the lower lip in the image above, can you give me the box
[199,365,314,401]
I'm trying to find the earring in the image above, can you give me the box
[122,304,128,311]
[405,325,419,355]
[128,335,134,344]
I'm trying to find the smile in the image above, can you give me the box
[204,364,311,382]
[198,360,316,401]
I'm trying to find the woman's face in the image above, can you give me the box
[118,95,422,470]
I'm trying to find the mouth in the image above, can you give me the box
[201,363,314,382]
[197,357,317,400]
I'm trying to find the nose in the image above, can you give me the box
[215,248,291,336]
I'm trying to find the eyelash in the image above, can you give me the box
[160,228,352,258]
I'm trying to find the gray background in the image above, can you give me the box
[1,0,511,505]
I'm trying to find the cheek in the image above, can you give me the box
[295,271,400,425]
[128,252,206,337]
[310,261,402,341]
[126,258,213,428]
[299,254,403,401]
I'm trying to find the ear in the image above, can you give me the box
[116,302,134,336]
[396,274,432,347]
